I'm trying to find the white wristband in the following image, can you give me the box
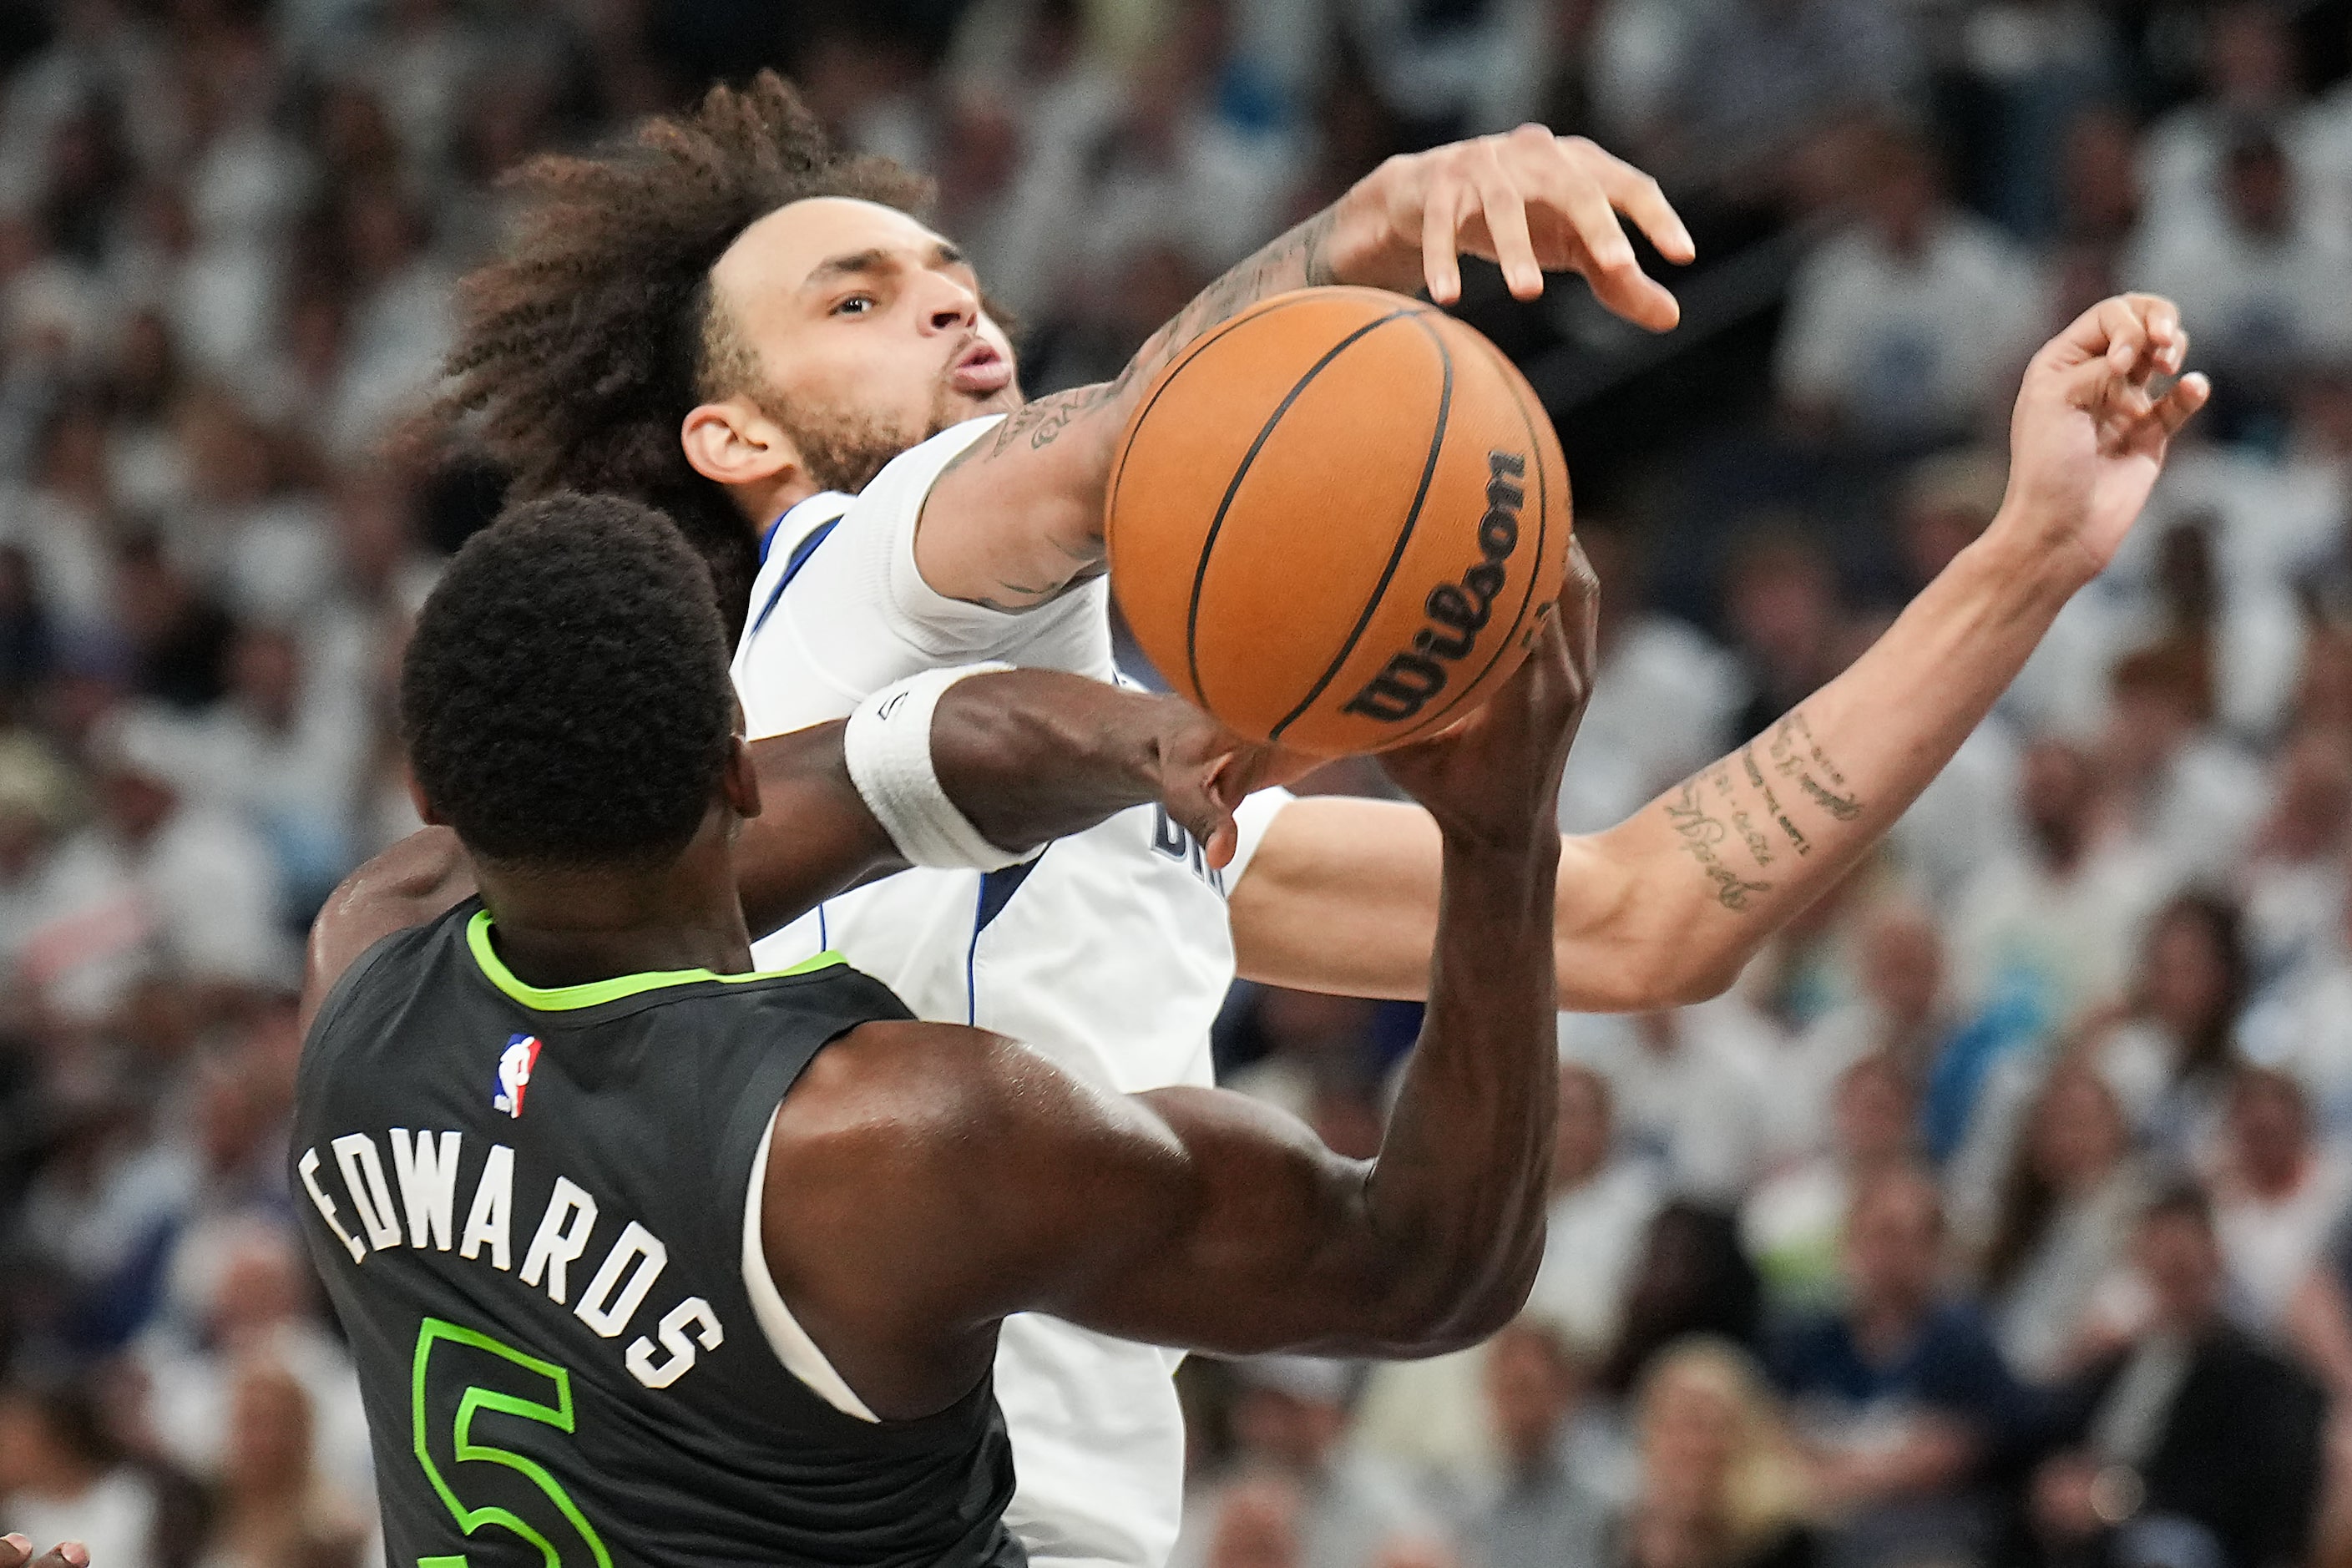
[844,663,1035,872]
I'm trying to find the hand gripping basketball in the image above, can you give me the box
[1379,543,1598,850]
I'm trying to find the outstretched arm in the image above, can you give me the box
[1228,295,2210,1010]
[301,670,1268,1029]
[760,600,1591,1419]
[918,130,1695,609]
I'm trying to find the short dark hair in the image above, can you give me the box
[400,493,735,867]
[436,71,930,634]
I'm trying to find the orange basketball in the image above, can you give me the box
[1105,286,1572,757]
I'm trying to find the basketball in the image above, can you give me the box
[1105,286,1572,757]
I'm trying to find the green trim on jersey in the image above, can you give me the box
[465,910,844,1012]
[411,1316,612,1568]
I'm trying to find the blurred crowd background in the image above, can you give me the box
[5,0,2352,1565]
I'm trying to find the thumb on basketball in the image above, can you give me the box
[1175,741,1321,870]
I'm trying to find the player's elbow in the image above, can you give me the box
[1369,1276,1535,1358]
[1560,933,1741,1014]
[1355,1228,1545,1356]
[1656,951,1744,1009]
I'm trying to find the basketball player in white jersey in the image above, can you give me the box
[439,73,2207,1568]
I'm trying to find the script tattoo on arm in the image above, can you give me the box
[1703,760,1773,867]
[1664,775,1773,912]
[1767,711,1863,822]
[983,207,1342,461]
[1741,744,1811,857]
[936,208,1348,612]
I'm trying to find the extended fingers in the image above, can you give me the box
[1571,136,1695,263]
[1421,173,1465,304]
[1469,144,1543,301]
[1522,134,1682,329]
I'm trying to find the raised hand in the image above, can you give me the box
[1998,294,2211,589]
[1331,129,1697,324]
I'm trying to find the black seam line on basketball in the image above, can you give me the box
[1105,291,1339,574]
[1383,349,1557,746]
[1179,306,1427,706]
[1265,311,1455,743]
[1392,345,1561,747]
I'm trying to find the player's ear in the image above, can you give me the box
[681,399,800,490]
[405,765,445,827]
[721,735,762,822]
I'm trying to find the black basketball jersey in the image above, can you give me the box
[291,898,1024,1568]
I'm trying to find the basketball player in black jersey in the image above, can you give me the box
[295,493,1588,1566]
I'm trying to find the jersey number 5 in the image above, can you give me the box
[412,1317,614,1568]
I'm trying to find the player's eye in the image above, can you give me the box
[832,294,878,316]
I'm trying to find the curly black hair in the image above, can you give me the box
[401,493,736,867]
[438,71,932,634]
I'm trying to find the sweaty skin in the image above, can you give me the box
[307,601,1596,1422]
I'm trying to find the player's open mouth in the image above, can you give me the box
[950,342,1012,397]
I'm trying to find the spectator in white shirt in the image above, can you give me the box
[1561,1003,1778,1206]
[1744,1051,1920,1312]
[2125,127,2352,423]
[1946,741,2172,1039]
[2097,645,2271,890]
[16,709,290,1019]
[1972,1057,2148,1384]
[1352,1063,1662,1500]
[0,1381,159,1568]
[2137,1,2310,232]
[2090,893,2253,1173]
[1776,123,2044,448]
[2211,1066,2352,1333]
[2236,731,2351,986]
[1530,1063,1668,1353]
[1555,523,1742,837]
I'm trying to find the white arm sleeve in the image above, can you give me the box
[731,415,1118,739]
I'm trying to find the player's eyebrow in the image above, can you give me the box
[802,249,898,290]
[802,242,969,291]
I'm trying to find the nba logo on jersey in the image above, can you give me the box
[492,1034,541,1117]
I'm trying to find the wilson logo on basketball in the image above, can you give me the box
[1342,449,1528,725]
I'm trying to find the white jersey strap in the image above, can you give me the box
[741,1117,878,1422]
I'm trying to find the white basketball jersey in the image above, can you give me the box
[731,416,1289,1568]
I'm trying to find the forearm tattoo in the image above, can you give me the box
[949,206,1351,609]
[1768,711,1863,822]
[1667,709,1864,912]
[1742,744,1810,857]
[1665,775,1773,912]
[983,208,1342,463]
